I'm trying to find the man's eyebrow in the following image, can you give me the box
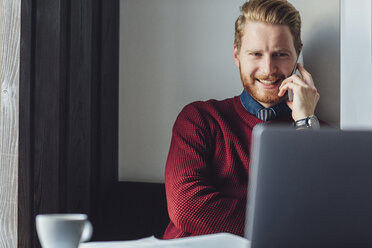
[273,48,292,53]
[245,49,263,54]
[244,49,293,54]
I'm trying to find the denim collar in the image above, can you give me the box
[240,90,291,120]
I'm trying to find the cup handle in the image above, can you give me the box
[81,220,93,242]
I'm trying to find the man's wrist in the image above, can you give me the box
[293,115,320,130]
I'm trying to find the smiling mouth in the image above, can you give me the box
[257,78,282,85]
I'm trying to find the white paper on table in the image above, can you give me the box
[80,232,250,248]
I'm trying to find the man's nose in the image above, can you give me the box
[261,55,277,75]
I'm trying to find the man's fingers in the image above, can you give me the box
[278,81,301,96]
[280,74,307,89]
[297,63,315,87]
[279,76,305,92]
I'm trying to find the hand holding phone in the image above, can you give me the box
[278,52,320,121]
[288,51,304,101]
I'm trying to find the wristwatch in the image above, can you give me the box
[294,115,320,130]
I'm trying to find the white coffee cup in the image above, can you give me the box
[36,213,93,248]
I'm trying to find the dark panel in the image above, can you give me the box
[19,0,169,245]
[89,0,101,232]
[67,0,93,214]
[19,0,34,246]
[33,0,65,216]
[92,0,120,238]
[99,0,119,197]
[20,0,96,246]
[88,0,102,235]
[57,0,69,214]
[99,182,170,241]
[32,1,69,247]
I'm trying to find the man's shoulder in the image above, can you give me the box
[181,96,238,115]
[174,96,239,129]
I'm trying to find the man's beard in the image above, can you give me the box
[239,66,287,106]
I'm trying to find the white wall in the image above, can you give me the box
[341,0,372,129]
[119,0,340,182]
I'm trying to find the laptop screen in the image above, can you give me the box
[246,125,372,248]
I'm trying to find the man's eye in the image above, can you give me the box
[274,53,288,57]
[250,53,262,56]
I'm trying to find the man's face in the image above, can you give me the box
[234,21,298,107]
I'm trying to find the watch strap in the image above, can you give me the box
[294,115,320,130]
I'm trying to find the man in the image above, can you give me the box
[163,0,320,239]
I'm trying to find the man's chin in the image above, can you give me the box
[250,93,285,106]
[260,99,284,106]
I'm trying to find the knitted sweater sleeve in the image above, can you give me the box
[165,103,245,236]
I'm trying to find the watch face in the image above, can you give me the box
[308,116,320,129]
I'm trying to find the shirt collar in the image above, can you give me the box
[240,90,291,120]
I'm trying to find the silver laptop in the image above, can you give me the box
[245,125,372,248]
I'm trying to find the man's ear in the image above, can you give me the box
[233,44,240,68]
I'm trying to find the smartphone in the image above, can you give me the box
[287,51,304,101]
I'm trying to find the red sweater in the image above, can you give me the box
[163,96,293,239]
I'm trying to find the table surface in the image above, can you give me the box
[80,233,250,248]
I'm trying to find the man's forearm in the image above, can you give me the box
[165,177,246,236]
